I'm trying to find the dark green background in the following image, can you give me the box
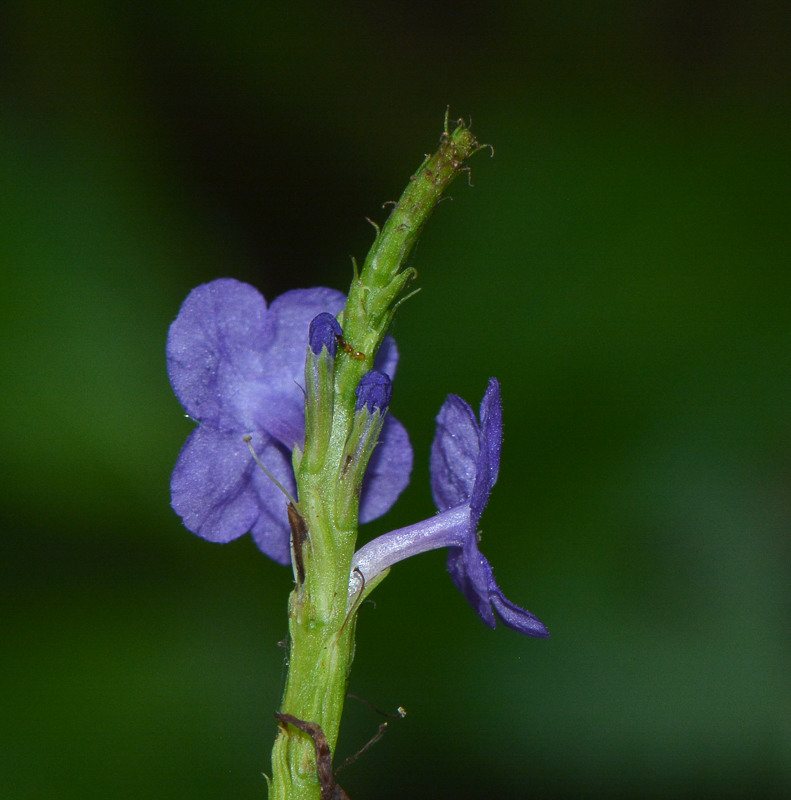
[2,3,790,798]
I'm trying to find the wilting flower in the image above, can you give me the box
[167,278,412,564]
[352,379,549,637]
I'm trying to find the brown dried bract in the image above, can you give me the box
[274,713,350,800]
[287,503,308,585]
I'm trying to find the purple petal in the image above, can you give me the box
[447,541,496,627]
[448,539,550,638]
[167,279,272,428]
[430,394,481,512]
[249,497,294,566]
[490,588,550,638]
[359,415,413,523]
[170,425,293,564]
[469,379,502,521]
[374,335,399,379]
[251,287,346,449]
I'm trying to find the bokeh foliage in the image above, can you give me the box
[2,2,790,798]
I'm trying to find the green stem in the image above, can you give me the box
[268,117,484,800]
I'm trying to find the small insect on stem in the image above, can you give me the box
[335,334,365,361]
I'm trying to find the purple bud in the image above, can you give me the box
[355,370,392,413]
[308,312,343,356]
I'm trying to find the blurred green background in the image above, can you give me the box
[2,2,791,798]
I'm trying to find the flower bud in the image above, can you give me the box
[309,312,342,357]
[303,313,343,473]
[354,370,392,413]
[337,370,393,520]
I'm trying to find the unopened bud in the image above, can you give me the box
[354,370,392,414]
[303,313,344,473]
[309,312,342,357]
[336,371,393,521]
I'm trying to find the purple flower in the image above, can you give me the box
[167,278,412,564]
[352,379,549,637]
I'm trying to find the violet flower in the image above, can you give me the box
[167,278,412,564]
[352,379,549,637]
